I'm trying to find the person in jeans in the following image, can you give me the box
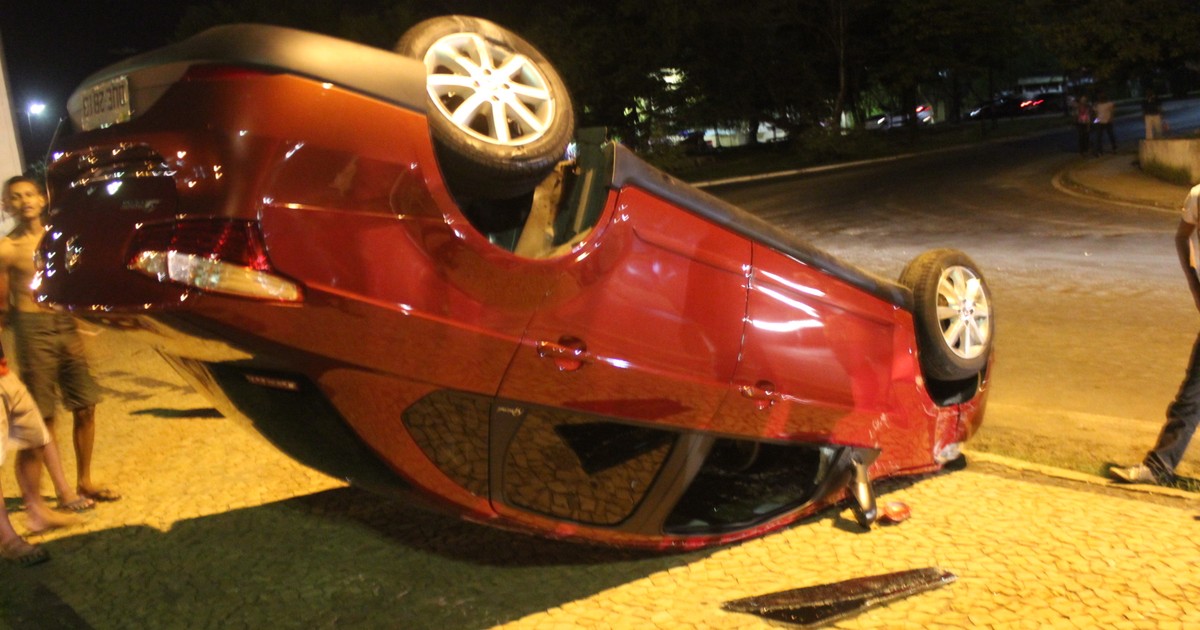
[1074,95,1093,155]
[1111,183,1200,484]
[1142,88,1164,139]
[1092,92,1116,155]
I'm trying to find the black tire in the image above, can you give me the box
[899,249,993,382]
[396,16,575,200]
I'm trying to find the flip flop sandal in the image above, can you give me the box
[55,497,96,513]
[82,488,121,502]
[1,539,50,567]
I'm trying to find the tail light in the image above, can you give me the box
[128,219,301,302]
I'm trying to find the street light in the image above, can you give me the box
[25,101,46,135]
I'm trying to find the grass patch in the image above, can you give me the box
[1141,161,1193,186]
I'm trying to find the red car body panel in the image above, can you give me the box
[35,24,990,549]
[499,187,750,428]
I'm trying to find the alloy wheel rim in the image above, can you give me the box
[423,32,554,147]
[935,265,990,360]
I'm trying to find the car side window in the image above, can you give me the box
[461,131,613,258]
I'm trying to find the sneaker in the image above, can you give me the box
[1109,464,1159,484]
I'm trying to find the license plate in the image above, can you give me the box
[79,76,131,131]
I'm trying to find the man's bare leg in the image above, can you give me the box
[15,449,77,533]
[39,415,92,511]
[0,477,49,566]
[0,478,24,543]
[72,406,115,500]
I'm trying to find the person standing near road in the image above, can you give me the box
[1142,89,1164,139]
[1111,183,1200,485]
[1074,95,1093,155]
[0,176,120,506]
[2,350,85,566]
[1092,92,1117,155]
[0,194,16,237]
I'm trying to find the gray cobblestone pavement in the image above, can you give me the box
[2,155,1199,629]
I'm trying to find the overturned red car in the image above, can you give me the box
[36,16,992,549]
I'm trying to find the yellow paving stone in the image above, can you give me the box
[1160,556,1195,572]
[576,606,614,621]
[647,610,675,624]
[1148,580,1184,600]
[931,612,978,629]
[1152,601,1186,618]
[18,404,1200,630]
[1029,606,1070,625]
[984,606,1021,623]
[1088,613,1126,627]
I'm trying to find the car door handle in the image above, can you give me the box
[536,336,589,372]
[740,380,778,411]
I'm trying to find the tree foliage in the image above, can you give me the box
[172,0,1200,143]
[1027,0,1200,87]
[176,0,418,48]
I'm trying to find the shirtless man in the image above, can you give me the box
[1,176,116,506]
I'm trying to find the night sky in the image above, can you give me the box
[2,1,192,103]
[2,1,193,157]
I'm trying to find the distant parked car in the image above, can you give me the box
[37,17,993,549]
[865,104,935,130]
[1028,91,1066,112]
[968,96,1023,119]
[969,93,1057,119]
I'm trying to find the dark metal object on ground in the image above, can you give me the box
[848,453,878,528]
[722,567,956,627]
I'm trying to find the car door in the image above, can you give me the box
[492,185,752,527]
[714,244,929,460]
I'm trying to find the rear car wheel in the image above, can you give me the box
[900,249,993,382]
[396,15,575,200]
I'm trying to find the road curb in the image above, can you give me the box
[690,152,921,189]
[1053,164,1179,212]
[963,448,1200,501]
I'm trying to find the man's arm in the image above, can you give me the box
[1175,218,1200,312]
[0,240,12,323]
[0,268,7,320]
[0,238,13,321]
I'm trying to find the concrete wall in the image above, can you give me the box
[0,34,26,178]
[1139,138,1200,184]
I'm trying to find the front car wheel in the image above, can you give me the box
[900,249,993,382]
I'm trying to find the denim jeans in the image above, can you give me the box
[1146,329,1200,481]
